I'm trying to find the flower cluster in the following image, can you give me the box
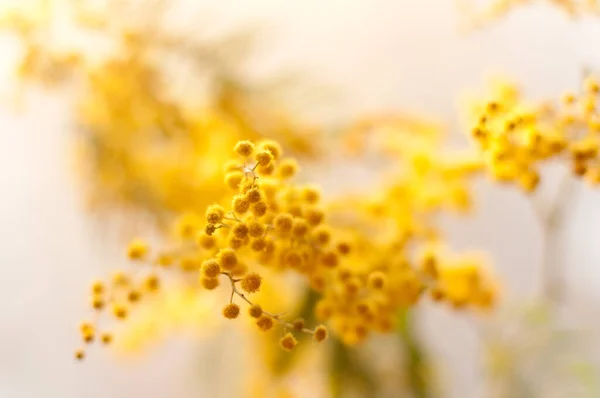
[75,247,163,360]
[74,137,500,358]
[457,0,600,30]
[0,0,321,221]
[466,76,600,191]
[74,139,334,359]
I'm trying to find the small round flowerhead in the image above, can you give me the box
[217,248,237,270]
[200,276,220,290]
[283,250,302,268]
[320,250,339,268]
[257,162,275,176]
[246,187,262,203]
[562,92,576,105]
[75,349,85,361]
[82,330,94,344]
[201,259,221,278]
[248,304,263,318]
[205,205,225,224]
[368,271,386,290]
[91,281,104,295]
[256,315,274,331]
[252,201,268,217]
[313,226,332,245]
[196,233,216,250]
[273,213,293,234]
[279,333,298,351]
[91,296,104,311]
[336,241,351,255]
[291,218,309,238]
[344,277,362,296]
[241,272,262,293]
[112,304,128,320]
[292,318,305,332]
[337,267,352,282]
[205,224,217,236]
[301,185,321,204]
[222,303,240,319]
[259,140,283,160]
[278,158,299,179]
[248,220,266,238]
[232,195,250,214]
[127,238,148,260]
[232,223,249,239]
[234,140,255,157]
[239,180,254,194]
[101,333,113,345]
[144,275,160,292]
[314,325,328,342]
[228,237,245,250]
[250,237,267,252]
[157,253,174,267]
[80,322,94,335]
[111,271,130,287]
[225,171,244,191]
[304,207,324,226]
[255,150,274,165]
[127,290,141,303]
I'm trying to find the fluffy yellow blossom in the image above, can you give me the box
[241,273,262,294]
[314,325,328,342]
[279,333,298,351]
[223,303,241,319]
[127,239,148,260]
[457,0,600,31]
[465,77,600,190]
[75,136,499,356]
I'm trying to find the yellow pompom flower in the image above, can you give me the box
[205,205,225,224]
[231,223,249,240]
[217,248,238,270]
[256,315,274,331]
[222,303,240,319]
[127,239,148,260]
[248,304,263,318]
[279,333,298,351]
[200,276,220,290]
[277,158,299,179]
[259,140,283,160]
[201,259,221,278]
[314,325,328,342]
[225,171,244,191]
[112,304,128,320]
[101,333,113,345]
[232,195,250,214]
[273,213,293,235]
[234,140,255,157]
[241,273,262,293]
[255,150,274,165]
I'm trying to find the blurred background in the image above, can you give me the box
[2,0,600,397]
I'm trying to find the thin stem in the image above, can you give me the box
[221,272,315,334]
[398,310,430,398]
[531,172,578,305]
